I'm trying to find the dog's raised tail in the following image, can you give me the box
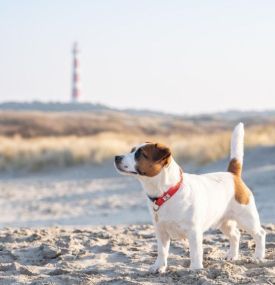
[228,122,244,176]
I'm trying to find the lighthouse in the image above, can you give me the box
[71,42,80,102]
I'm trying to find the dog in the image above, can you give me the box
[114,123,265,272]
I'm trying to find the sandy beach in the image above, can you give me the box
[0,224,274,284]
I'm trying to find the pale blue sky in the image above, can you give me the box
[0,0,275,114]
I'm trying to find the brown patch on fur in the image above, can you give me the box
[233,176,250,205]
[228,158,242,176]
[135,143,171,177]
[228,158,250,205]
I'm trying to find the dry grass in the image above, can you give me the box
[0,110,274,171]
[0,111,231,138]
[0,133,131,171]
[0,123,275,171]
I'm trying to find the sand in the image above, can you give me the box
[0,224,274,285]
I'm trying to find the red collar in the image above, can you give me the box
[147,169,183,211]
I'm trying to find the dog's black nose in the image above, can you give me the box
[115,155,123,163]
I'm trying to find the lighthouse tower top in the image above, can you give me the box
[71,42,80,102]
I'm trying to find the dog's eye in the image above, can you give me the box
[134,149,141,159]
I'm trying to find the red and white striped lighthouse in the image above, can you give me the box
[71,42,80,102]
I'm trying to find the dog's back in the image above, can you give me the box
[183,123,258,231]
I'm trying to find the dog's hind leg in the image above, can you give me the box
[149,229,170,273]
[234,199,266,260]
[219,219,240,260]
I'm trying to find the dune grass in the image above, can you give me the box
[0,123,274,172]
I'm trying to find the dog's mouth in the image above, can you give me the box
[114,162,138,175]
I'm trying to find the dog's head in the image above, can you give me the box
[114,142,171,177]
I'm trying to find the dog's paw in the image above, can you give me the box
[149,261,167,274]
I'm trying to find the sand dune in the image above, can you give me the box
[0,109,275,171]
[0,225,274,284]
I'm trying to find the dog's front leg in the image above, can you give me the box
[149,228,170,273]
[187,230,203,270]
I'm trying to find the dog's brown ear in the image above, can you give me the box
[153,143,171,162]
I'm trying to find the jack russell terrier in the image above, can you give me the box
[114,123,265,272]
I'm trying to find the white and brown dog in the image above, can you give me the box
[114,123,265,272]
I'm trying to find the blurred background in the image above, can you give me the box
[0,1,274,227]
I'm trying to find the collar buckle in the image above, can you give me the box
[153,202,160,212]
